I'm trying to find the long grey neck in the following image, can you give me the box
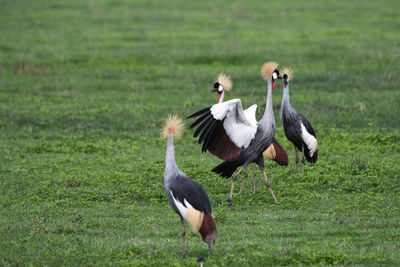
[260,78,275,130]
[164,135,179,184]
[218,91,225,103]
[280,83,295,120]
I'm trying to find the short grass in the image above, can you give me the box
[1,0,400,265]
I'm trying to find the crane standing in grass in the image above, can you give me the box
[279,68,318,174]
[211,73,288,196]
[162,115,217,258]
[188,61,281,205]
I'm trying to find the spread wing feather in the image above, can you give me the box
[194,114,213,138]
[199,120,216,145]
[191,112,212,129]
[211,99,258,148]
[188,99,257,161]
[207,122,242,161]
[187,106,211,119]
[202,120,217,152]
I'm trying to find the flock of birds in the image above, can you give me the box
[162,61,318,258]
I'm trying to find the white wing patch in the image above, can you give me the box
[300,122,317,156]
[170,191,203,232]
[170,191,193,219]
[210,99,258,148]
[243,104,258,125]
[210,99,239,120]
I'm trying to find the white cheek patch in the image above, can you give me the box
[300,123,317,156]
[272,73,277,80]
[218,85,223,92]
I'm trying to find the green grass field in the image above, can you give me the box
[1,0,400,265]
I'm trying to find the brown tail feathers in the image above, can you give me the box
[263,142,289,166]
[199,213,217,245]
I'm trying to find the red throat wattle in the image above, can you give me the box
[218,94,221,101]
[272,81,275,89]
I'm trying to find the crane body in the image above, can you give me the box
[188,62,282,205]
[163,116,217,257]
[279,68,318,174]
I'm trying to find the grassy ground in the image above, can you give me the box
[1,0,400,265]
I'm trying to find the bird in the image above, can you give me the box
[279,68,318,174]
[162,115,217,258]
[188,61,281,205]
[211,73,288,196]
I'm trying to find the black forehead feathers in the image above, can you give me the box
[213,82,219,89]
[274,69,280,76]
[283,74,288,79]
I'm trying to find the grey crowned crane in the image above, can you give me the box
[212,73,288,196]
[188,61,281,205]
[279,68,318,174]
[162,115,217,258]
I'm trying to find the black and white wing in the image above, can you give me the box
[169,174,212,215]
[298,115,318,162]
[168,173,217,242]
[188,99,258,161]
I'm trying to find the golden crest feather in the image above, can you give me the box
[217,73,232,91]
[281,67,294,80]
[260,61,278,81]
[162,115,184,138]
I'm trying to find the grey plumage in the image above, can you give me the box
[164,136,212,215]
[212,82,278,205]
[189,66,281,205]
[163,120,216,257]
[280,72,318,174]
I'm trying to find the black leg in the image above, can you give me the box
[180,218,186,258]
[252,164,257,194]
[301,145,305,174]
[261,167,279,205]
[228,166,243,205]
[294,145,299,175]
[238,166,249,195]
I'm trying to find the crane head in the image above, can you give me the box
[212,73,232,100]
[261,61,281,88]
[212,82,224,101]
[212,82,223,93]
[271,69,282,89]
[283,74,289,86]
[281,67,293,87]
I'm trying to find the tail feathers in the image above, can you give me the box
[305,149,318,163]
[272,142,289,166]
[199,213,217,245]
[263,142,289,166]
[212,161,241,178]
